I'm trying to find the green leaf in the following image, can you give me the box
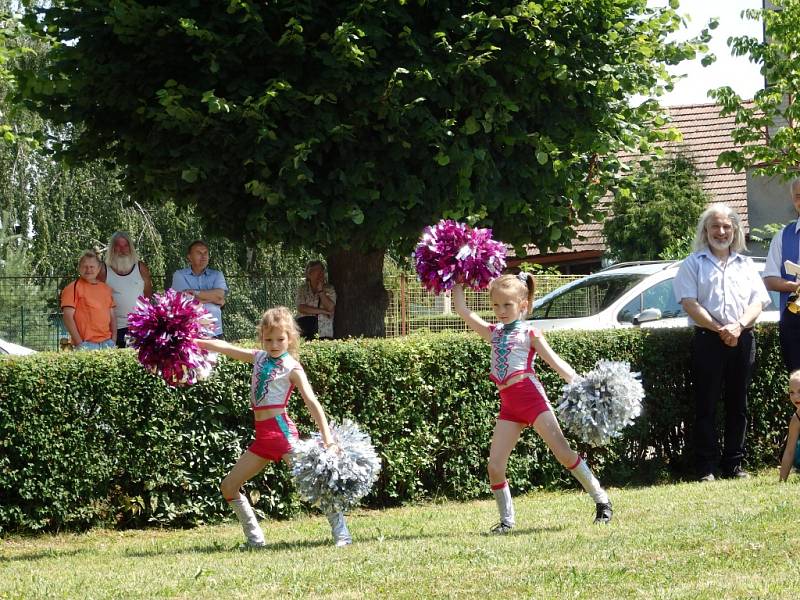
[350,206,365,224]
[536,151,548,165]
[700,54,716,67]
[464,116,480,135]
[181,168,199,183]
[435,152,450,166]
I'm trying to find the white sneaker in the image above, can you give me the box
[238,540,266,551]
[489,521,514,534]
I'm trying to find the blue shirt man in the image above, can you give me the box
[171,240,228,338]
[762,178,800,372]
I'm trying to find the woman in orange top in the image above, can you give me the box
[60,250,116,350]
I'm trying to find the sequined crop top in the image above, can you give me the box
[489,320,540,385]
[250,351,302,411]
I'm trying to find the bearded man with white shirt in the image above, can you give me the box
[673,205,771,482]
[98,231,154,347]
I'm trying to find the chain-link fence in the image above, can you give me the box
[0,276,67,352]
[1,273,581,351]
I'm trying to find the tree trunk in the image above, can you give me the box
[327,248,388,338]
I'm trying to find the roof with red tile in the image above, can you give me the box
[525,101,759,259]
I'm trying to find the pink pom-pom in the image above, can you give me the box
[127,289,217,387]
[413,220,507,293]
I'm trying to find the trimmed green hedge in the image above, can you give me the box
[0,325,792,533]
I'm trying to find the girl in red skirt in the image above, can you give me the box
[196,306,351,548]
[453,274,612,533]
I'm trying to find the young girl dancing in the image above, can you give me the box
[195,306,352,548]
[453,274,613,533]
[779,369,800,481]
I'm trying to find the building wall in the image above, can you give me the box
[746,171,793,256]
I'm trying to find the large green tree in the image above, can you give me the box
[603,154,709,261]
[20,0,707,336]
[710,0,800,177]
[0,2,36,146]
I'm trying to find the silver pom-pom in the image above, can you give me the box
[557,360,645,447]
[289,420,381,514]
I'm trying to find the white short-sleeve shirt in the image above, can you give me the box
[673,248,771,326]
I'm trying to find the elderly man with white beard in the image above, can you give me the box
[98,231,154,347]
[673,205,771,483]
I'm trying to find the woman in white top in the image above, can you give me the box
[295,260,336,339]
[98,231,154,347]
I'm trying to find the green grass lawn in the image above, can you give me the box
[2,470,799,600]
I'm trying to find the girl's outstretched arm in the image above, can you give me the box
[290,369,334,446]
[779,414,800,481]
[532,333,577,383]
[452,284,492,341]
[194,339,256,363]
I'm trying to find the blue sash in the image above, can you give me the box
[779,222,800,313]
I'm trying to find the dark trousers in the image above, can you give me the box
[691,328,755,475]
[116,327,128,349]
[779,309,800,372]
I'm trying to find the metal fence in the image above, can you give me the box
[0,276,66,352]
[384,274,581,336]
[0,273,581,351]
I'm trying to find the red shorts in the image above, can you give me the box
[497,376,551,425]
[248,413,298,462]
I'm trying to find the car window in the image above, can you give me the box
[618,278,686,323]
[531,274,646,319]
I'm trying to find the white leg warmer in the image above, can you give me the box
[569,458,609,504]
[492,481,515,526]
[326,512,352,547]
[229,494,265,547]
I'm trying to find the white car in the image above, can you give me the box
[529,259,779,332]
[0,338,37,355]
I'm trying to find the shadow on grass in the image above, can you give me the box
[123,537,335,557]
[0,548,88,562]
[0,523,567,563]
[490,524,565,536]
[123,524,554,558]
[354,524,566,542]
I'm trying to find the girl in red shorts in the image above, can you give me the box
[196,306,352,548]
[453,274,612,533]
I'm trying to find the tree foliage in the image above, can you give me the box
[0,8,311,281]
[20,0,708,253]
[709,0,800,177]
[1,140,313,283]
[0,2,39,146]
[603,154,708,261]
